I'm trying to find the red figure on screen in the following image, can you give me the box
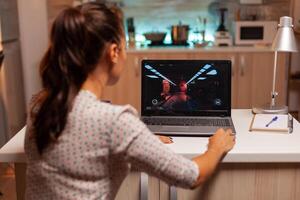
[161,80,171,100]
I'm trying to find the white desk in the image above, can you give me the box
[1,110,300,163]
[1,109,300,200]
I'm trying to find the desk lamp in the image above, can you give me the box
[253,16,298,114]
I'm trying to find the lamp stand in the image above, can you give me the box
[252,51,288,114]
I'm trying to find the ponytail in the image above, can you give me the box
[32,3,124,154]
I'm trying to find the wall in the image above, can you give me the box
[47,0,74,25]
[17,0,76,107]
[289,0,300,112]
[0,0,26,139]
[0,19,8,146]
[17,0,48,107]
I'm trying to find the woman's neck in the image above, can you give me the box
[81,65,109,99]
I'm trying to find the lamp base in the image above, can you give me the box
[252,104,288,114]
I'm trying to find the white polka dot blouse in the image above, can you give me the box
[24,90,199,200]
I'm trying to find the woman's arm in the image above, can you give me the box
[125,130,199,189]
[110,108,235,189]
[192,128,235,187]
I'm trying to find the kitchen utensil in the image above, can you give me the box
[126,17,135,47]
[143,32,167,45]
[171,22,190,45]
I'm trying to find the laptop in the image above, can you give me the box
[141,60,236,136]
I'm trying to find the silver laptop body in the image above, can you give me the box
[141,60,236,136]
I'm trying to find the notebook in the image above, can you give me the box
[249,114,293,133]
[141,60,236,136]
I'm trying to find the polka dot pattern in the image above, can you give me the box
[24,90,199,200]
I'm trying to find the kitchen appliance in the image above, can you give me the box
[214,8,233,46]
[143,32,167,45]
[234,21,277,45]
[214,32,233,46]
[193,16,209,47]
[171,22,190,45]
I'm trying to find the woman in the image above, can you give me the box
[25,3,235,200]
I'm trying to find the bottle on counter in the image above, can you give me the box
[126,17,135,48]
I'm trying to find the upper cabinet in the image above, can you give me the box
[234,52,287,108]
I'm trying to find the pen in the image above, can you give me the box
[265,116,278,127]
[288,114,293,133]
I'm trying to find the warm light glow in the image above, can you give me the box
[132,32,215,46]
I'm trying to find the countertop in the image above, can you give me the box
[126,45,274,53]
[1,109,300,163]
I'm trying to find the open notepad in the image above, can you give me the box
[249,114,292,133]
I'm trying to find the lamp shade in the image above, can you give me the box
[271,16,298,52]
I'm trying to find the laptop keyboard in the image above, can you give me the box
[142,118,231,127]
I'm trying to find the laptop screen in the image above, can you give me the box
[141,60,231,116]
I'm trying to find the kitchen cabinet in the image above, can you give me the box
[115,173,171,200]
[161,163,300,200]
[115,172,140,200]
[232,52,287,108]
[115,162,297,200]
[250,52,287,108]
[102,52,142,112]
[102,50,288,112]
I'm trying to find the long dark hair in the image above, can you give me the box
[31,3,124,154]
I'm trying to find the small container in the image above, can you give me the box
[170,22,190,45]
[126,17,135,47]
[143,32,167,45]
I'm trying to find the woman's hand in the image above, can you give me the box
[157,135,173,144]
[207,128,235,157]
[192,128,235,187]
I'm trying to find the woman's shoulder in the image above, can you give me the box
[76,90,138,119]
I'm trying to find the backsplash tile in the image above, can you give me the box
[121,0,291,44]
